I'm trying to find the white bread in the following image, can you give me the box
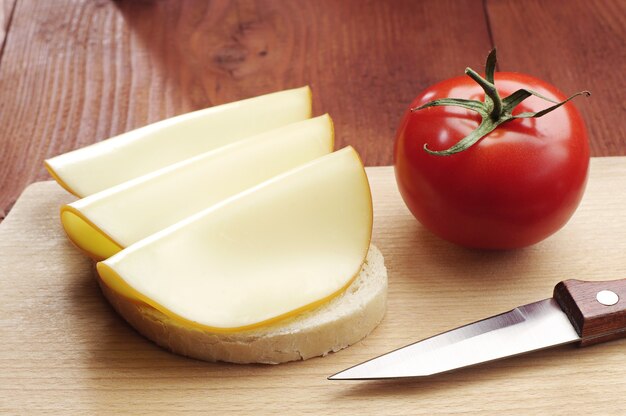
[97,244,387,364]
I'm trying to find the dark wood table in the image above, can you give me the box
[0,0,624,219]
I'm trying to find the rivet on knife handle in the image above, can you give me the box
[554,279,626,346]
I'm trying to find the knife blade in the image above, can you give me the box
[329,278,626,380]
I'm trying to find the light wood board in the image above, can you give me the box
[1,158,625,415]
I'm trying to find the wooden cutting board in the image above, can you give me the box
[1,158,625,415]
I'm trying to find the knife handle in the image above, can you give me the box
[554,279,626,346]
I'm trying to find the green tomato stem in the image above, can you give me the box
[413,48,590,156]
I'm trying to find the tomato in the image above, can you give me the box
[394,66,590,249]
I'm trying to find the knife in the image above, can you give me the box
[329,278,626,380]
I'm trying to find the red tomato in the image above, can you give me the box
[394,72,590,249]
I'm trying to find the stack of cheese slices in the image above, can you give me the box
[46,87,388,364]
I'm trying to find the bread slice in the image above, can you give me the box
[97,244,387,364]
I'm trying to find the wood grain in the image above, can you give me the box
[486,0,626,157]
[554,278,626,346]
[1,0,626,221]
[0,0,492,220]
[0,0,15,58]
[1,158,625,415]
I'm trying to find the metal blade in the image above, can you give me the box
[329,298,581,380]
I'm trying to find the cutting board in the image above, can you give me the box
[1,158,626,415]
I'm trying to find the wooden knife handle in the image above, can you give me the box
[554,279,626,346]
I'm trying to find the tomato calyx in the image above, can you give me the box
[412,49,591,156]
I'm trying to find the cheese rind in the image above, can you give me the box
[45,86,312,197]
[61,209,122,259]
[97,147,373,331]
[61,115,334,260]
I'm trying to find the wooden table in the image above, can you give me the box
[0,0,624,220]
[1,1,625,414]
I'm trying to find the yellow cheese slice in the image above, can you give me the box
[61,115,334,260]
[45,86,312,197]
[97,147,372,332]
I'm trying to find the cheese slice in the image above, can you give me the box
[97,147,372,332]
[45,86,312,197]
[61,115,334,260]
